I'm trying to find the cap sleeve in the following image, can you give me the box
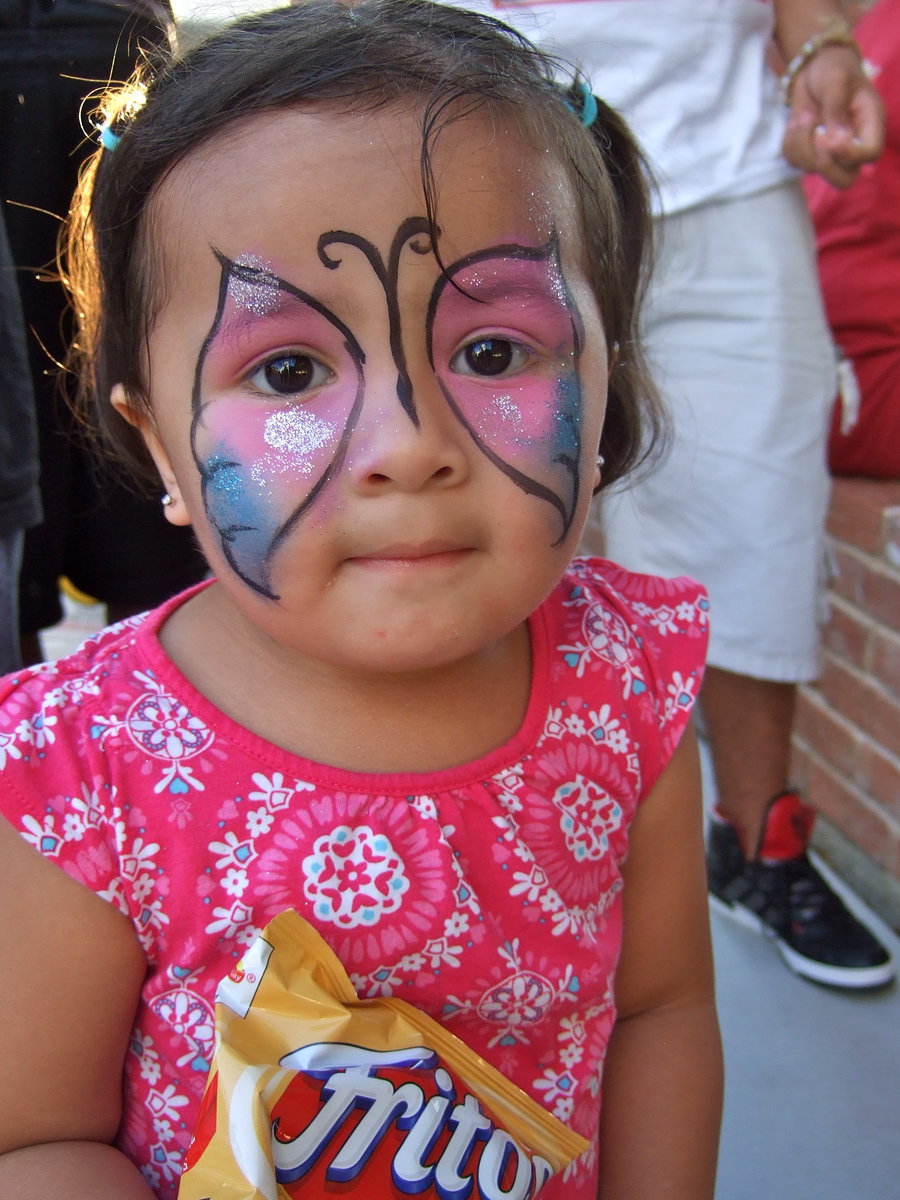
[558,556,710,799]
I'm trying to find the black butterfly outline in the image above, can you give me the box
[425,230,584,547]
[191,250,368,600]
[191,223,584,599]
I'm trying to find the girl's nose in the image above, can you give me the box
[348,371,470,493]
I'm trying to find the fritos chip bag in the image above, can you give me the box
[178,909,589,1200]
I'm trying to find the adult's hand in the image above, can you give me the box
[782,42,884,187]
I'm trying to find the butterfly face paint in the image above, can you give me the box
[137,105,612,687]
[191,253,365,598]
[427,235,583,543]
[191,224,588,601]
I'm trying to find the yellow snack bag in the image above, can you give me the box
[178,909,589,1199]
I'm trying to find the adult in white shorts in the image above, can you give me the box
[463,0,893,988]
[603,181,834,684]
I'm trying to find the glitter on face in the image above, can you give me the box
[250,409,339,484]
[230,254,281,315]
[549,269,569,307]
[264,408,336,457]
[468,393,523,441]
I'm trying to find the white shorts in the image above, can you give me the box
[589,181,835,683]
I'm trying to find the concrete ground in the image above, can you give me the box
[713,881,900,1200]
[703,730,900,1200]
[42,596,900,1200]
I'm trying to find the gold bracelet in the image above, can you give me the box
[780,20,863,106]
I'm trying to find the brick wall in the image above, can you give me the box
[791,479,900,929]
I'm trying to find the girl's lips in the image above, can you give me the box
[346,543,472,568]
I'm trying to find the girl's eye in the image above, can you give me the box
[451,337,530,378]
[248,353,331,396]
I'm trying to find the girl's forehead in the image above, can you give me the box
[151,104,581,272]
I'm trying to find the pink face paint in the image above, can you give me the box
[427,238,584,541]
[191,233,586,602]
[192,254,364,599]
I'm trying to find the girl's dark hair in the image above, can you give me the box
[65,0,664,492]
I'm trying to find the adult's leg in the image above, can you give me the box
[700,668,795,850]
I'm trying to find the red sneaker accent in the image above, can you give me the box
[758,790,815,862]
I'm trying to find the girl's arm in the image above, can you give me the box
[0,1143,155,1197]
[0,814,153,1198]
[597,726,723,1200]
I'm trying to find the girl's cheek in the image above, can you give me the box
[427,246,589,537]
[457,371,579,462]
[193,390,355,598]
[442,366,584,515]
[186,253,369,596]
[197,395,344,500]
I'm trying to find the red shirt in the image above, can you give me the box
[804,0,900,476]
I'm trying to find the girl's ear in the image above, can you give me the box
[111,384,192,527]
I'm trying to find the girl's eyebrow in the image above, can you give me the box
[436,258,571,301]
[204,305,322,360]
[217,250,367,326]
[216,297,366,347]
[440,277,569,304]
[207,253,369,346]
[431,237,571,309]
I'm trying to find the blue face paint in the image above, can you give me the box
[202,450,279,597]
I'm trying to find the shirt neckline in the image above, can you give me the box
[135,580,553,794]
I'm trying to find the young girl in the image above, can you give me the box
[0,2,722,1196]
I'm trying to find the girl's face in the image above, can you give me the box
[133,105,609,675]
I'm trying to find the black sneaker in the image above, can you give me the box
[707,791,895,989]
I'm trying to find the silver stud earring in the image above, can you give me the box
[162,493,174,507]
[593,453,605,493]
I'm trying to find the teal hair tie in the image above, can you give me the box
[577,82,598,128]
[563,81,598,129]
[99,123,121,152]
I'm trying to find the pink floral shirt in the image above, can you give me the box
[0,558,707,1199]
